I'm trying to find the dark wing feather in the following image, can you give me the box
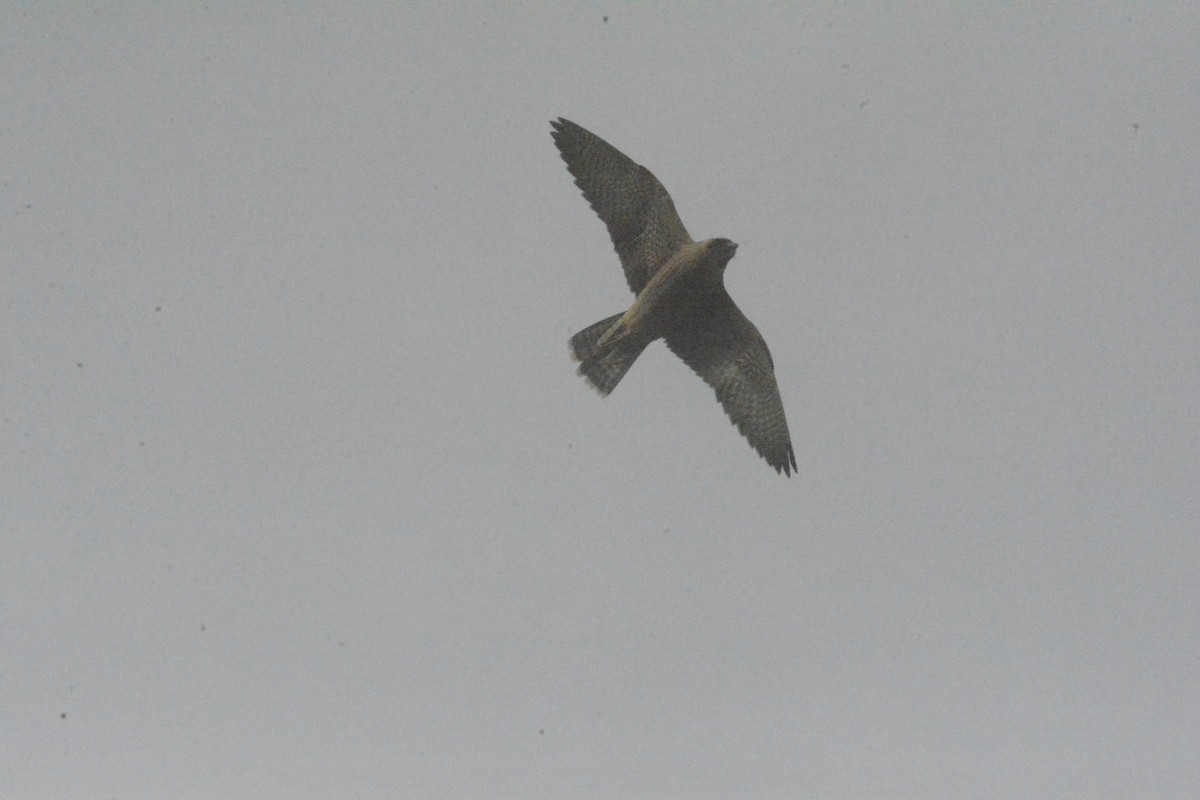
[551,118,692,294]
[664,299,797,476]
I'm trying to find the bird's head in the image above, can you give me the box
[705,237,739,269]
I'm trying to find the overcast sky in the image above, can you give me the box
[4,4,1199,798]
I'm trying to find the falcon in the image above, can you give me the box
[552,117,797,476]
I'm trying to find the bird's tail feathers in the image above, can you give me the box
[570,313,623,361]
[570,313,647,396]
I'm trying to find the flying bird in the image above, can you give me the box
[552,117,797,476]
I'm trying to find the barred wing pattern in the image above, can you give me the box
[551,118,692,294]
[664,300,797,476]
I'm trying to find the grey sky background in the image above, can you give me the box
[4,5,1198,798]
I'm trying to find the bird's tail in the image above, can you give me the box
[569,313,649,396]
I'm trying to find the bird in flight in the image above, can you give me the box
[552,117,797,476]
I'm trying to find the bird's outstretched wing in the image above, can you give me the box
[551,118,692,294]
[664,299,797,476]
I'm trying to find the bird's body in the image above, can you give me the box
[552,118,797,476]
